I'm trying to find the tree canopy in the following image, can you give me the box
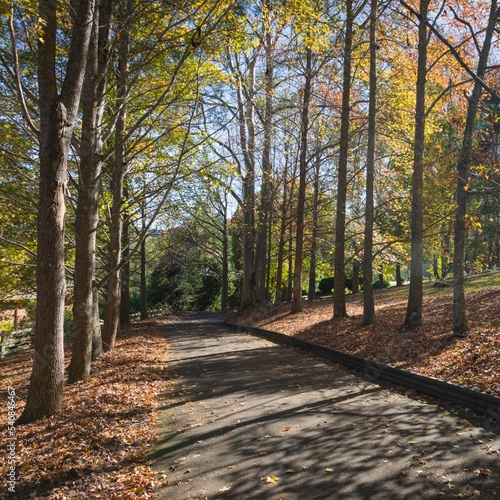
[1,0,499,422]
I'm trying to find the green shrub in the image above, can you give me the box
[372,278,390,289]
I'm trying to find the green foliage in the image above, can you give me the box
[318,277,334,295]
[0,320,14,333]
[24,299,36,325]
[318,272,363,295]
[148,250,222,312]
[372,278,390,289]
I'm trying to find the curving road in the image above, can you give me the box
[152,312,500,499]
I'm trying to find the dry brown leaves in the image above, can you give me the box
[231,285,500,396]
[0,318,176,499]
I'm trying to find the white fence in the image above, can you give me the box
[0,307,166,358]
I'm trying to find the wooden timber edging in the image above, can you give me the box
[225,321,500,421]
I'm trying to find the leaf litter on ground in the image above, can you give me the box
[0,316,180,499]
[230,277,500,397]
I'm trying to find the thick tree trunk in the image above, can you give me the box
[235,55,257,308]
[255,28,273,304]
[18,0,95,424]
[274,148,291,305]
[20,103,69,422]
[68,0,111,381]
[102,0,130,351]
[401,0,428,331]
[452,0,497,334]
[333,0,354,319]
[362,0,377,325]
[291,48,312,314]
[69,18,100,382]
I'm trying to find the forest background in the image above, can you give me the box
[0,0,499,423]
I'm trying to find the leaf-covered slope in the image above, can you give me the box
[231,276,500,396]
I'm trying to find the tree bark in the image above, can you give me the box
[120,197,131,326]
[102,0,130,351]
[453,0,498,334]
[92,286,104,360]
[18,0,95,423]
[254,24,274,304]
[139,197,149,319]
[308,150,321,302]
[234,53,257,308]
[221,208,229,310]
[291,47,312,314]
[362,0,377,325]
[333,0,354,319]
[401,0,429,331]
[69,0,111,380]
[396,263,403,287]
[274,145,291,305]
[69,9,101,383]
[352,260,360,294]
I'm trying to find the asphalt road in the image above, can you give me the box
[152,312,500,499]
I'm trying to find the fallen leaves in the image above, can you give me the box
[262,475,281,484]
[231,281,500,396]
[0,317,174,499]
[472,468,491,477]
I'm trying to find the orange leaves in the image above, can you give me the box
[231,277,500,397]
[0,318,172,498]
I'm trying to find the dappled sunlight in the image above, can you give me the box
[230,280,500,396]
[155,314,500,499]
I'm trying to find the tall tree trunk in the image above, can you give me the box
[308,151,321,302]
[266,211,273,300]
[401,0,429,331]
[333,0,354,319]
[120,195,131,326]
[140,198,148,319]
[274,146,290,305]
[352,260,360,294]
[102,0,130,351]
[69,6,103,382]
[432,256,439,279]
[69,0,111,380]
[362,0,377,325]
[140,233,148,319]
[255,26,274,304]
[92,286,104,360]
[18,0,95,424]
[286,226,293,302]
[291,47,312,314]
[221,219,229,310]
[453,0,498,334]
[236,57,257,308]
[396,263,403,287]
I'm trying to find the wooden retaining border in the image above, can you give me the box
[226,321,500,422]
